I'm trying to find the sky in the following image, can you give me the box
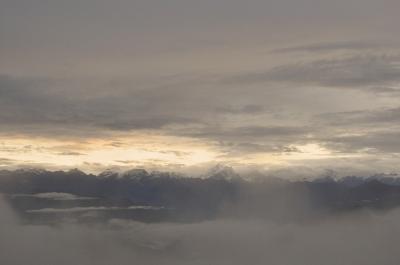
[1,0,400,175]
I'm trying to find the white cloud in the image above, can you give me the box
[27,205,165,213]
[13,192,98,201]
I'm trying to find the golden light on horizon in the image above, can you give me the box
[0,133,223,172]
[0,134,353,174]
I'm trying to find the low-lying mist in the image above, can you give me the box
[1,195,400,265]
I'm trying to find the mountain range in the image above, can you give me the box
[2,167,400,223]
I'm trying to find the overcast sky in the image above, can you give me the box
[1,0,400,175]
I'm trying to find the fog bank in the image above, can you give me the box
[1,196,400,265]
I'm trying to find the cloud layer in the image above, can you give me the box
[2,0,400,172]
[2,195,400,265]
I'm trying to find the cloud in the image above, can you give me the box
[180,125,310,141]
[1,0,400,173]
[175,125,311,156]
[227,54,400,91]
[57,151,86,156]
[2,195,400,265]
[0,158,17,165]
[311,107,400,153]
[27,205,165,213]
[0,73,316,159]
[318,107,400,126]
[0,75,201,136]
[215,105,266,115]
[12,192,98,201]
[320,131,400,154]
[272,40,387,53]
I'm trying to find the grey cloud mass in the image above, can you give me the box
[3,193,400,265]
[318,107,400,126]
[1,0,400,172]
[229,54,400,90]
[272,40,390,53]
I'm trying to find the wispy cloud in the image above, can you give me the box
[12,192,98,201]
[27,205,165,213]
